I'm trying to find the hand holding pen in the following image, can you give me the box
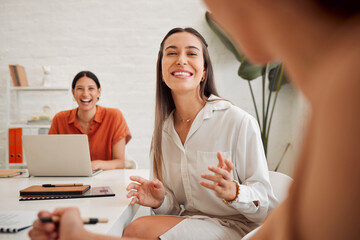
[40,216,108,224]
[29,207,101,240]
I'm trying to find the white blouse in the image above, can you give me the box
[153,96,278,224]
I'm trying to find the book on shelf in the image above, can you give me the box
[8,64,29,87]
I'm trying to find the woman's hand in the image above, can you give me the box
[126,176,166,208]
[29,207,88,240]
[29,210,58,240]
[200,152,237,201]
[91,160,104,171]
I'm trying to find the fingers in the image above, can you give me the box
[200,173,226,186]
[207,165,231,180]
[126,182,140,191]
[32,218,55,233]
[217,152,234,172]
[129,175,148,184]
[224,158,234,172]
[37,211,56,232]
[126,189,139,198]
[127,188,140,205]
[217,152,225,168]
[91,161,101,171]
[130,196,139,205]
[199,181,222,192]
[29,225,58,240]
[29,211,57,240]
[151,178,163,189]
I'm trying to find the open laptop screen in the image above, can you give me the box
[23,135,98,177]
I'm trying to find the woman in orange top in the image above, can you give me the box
[49,71,131,170]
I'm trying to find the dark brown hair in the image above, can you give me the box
[72,71,101,89]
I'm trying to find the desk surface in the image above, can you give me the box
[0,169,149,239]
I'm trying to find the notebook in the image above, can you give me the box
[0,169,26,178]
[19,185,91,196]
[19,186,115,201]
[22,135,102,177]
[0,210,37,233]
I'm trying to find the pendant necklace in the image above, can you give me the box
[177,112,192,123]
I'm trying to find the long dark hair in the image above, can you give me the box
[152,27,219,181]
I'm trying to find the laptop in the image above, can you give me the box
[22,135,102,177]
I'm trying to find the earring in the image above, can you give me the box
[97,97,100,101]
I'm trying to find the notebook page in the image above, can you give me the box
[0,211,37,233]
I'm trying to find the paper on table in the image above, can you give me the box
[0,210,37,233]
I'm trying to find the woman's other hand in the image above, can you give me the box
[200,152,237,201]
[126,176,166,208]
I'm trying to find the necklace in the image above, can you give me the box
[180,118,191,123]
[176,112,192,123]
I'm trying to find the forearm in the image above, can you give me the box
[96,159,125,170]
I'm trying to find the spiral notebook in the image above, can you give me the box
[0,210,37,233]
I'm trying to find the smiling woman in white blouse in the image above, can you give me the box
[123,27,277,240]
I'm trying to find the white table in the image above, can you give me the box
[0,169,149,239]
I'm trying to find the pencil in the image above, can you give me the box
[42,183,83,187]
[40,216,108,224]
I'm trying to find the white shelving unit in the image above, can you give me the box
[10,86,69,91]
[6,82,69,169]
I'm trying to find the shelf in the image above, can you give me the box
[9,124,51,128]
[10,86,68,91]
[9,163,27,169]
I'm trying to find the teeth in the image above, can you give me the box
[173,72,191,77]
[81,99,91,103]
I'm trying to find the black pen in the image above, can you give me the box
[42,183,83,187]
[40,216,108,224]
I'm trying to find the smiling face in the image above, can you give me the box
[161,32,206,95]
[72,76,101,112]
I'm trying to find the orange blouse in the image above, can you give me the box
[49,105,131,161]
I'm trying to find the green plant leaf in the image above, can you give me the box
[268,65,289,91]
[238,59,265,80]
[205,12,244,63]
[267,61,280,72]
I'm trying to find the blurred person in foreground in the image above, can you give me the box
[203,0,360,239]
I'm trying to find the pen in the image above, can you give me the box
[42,183,83,187]
[40,216,108,224]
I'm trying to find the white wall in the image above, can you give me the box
[0,0,305,175]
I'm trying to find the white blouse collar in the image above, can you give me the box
[162,95,232,135]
